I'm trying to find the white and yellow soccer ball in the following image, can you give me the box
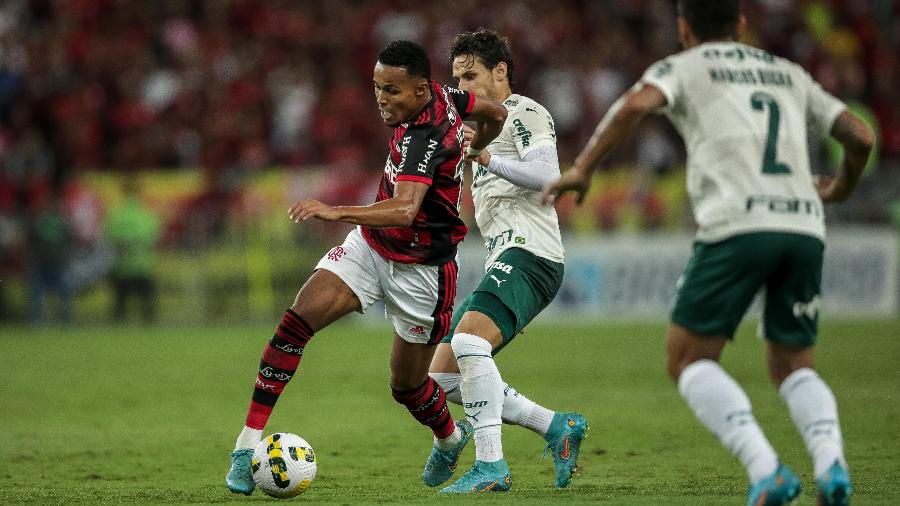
[251,433,317,498]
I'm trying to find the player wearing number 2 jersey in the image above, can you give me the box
[544,1,873,505]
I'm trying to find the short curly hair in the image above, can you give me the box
[377,40,431,80]
[448,28,515,89]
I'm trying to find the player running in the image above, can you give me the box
[423,29,586,494]
[225,40,508,495]
[543,1,873,505]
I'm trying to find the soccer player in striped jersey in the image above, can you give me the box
[423,29,586,493]
[544,1,873,505]
[225,40,508,495]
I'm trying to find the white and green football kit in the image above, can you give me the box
[641,42,846,343]
[443,94,565,347]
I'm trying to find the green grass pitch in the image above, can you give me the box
[1,319,898,504]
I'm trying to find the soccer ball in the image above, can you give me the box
[251,433,317,498]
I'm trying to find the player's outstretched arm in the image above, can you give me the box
[465,95,508,153]
[541,84,666,205]
[288,181,429,228]
[817,110,875,203]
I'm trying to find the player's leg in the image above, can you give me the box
[771,345,850,506]
[770,341,849,493]
[381,258,470,487]
[440,310,511,493]
[227,230,379,494]
[439,248,583,490]
[390,334,459,440]
[239,269,363,441]
[764,234,850,506]
[226,269,362,495]
[669,235,800,505]
[668,324,786,481]
[431,294,556,437]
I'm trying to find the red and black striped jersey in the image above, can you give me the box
[362,81,474,265]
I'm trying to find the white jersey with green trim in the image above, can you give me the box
[640,41,846,242]
[471,93,565,269]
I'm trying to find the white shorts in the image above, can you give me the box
[315,227,457,344]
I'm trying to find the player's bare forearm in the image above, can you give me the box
[819,110,875,203]
[466,95,508,151]
[573,84,664,174]
[542,84,665,205]
[469,118,504,151]
[288,181,428,228]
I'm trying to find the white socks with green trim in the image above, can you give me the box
[430,373,554,437]
[452,333,505,462]
[678,359,778,483]
[779,367,847,476]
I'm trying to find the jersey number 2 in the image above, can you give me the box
[750,91,791,175]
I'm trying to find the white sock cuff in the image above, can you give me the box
[778,367,818,399]
[522,405,554,436]
[451,333,492,358]
[677,359,721,397]
[236,426,263,450]
[430,372,461,392]
[430,372,462,404]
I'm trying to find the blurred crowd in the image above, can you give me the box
[1,0,899,322]
[3,1,899,186]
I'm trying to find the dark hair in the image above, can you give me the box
[677,0,741,41]
[377,40,431,80]
[448,28,515,89]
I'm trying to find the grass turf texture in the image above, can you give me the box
[1,319,898,504]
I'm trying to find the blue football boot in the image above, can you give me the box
[816,460,852,506]
[422,420,473,487]
[543,412,588,488]
[441,459,511,493]
[747,464,802,506]
[225,448,255,495]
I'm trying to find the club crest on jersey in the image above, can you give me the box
[384,156,400,183]
[327,246,347,262]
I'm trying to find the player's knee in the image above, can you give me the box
[668,350,724,382]
[454,311,503,346]
[428,344,459,374]
[450,332,492,360]
[666,324,727,382]
[767,348,815,387]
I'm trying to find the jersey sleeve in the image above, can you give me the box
[804,71,846,137]
[395,124,446,185]
[639,57,681,112]
[508,103,557,158]
[445,86,475,119]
